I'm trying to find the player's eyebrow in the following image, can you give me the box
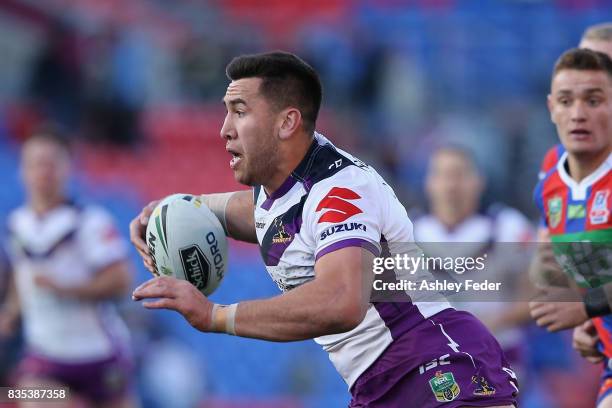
[556,88,605,96]
[582,88,605,95]
[222,97,248,107]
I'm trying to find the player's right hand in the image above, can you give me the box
[572,320,604,364]
[129,200,159,274]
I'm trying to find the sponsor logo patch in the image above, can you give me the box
[590,190,610,225]
[316,187,362,224]
[320,222,367,241]
[429,371,460,402]
[568,204,586,219]
[547,196,563,228]
[179,245,210,290]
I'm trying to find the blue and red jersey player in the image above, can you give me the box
[535,147,612,403]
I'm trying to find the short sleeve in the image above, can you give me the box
[305,170,383,261]
[78,207,128,270]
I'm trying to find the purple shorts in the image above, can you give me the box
[18,351,133,403]
[349,309,518,408]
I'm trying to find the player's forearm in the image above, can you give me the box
[202,191,257,243]
[216,280,366,341]
[528,250,570,287]
[68,261,131,301]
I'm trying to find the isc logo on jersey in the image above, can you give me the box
[316,187,366,240]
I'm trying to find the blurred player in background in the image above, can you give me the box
[0,129,137,408]
[530,48,612,407]
[131,51,518,407]
[413,146,533,384]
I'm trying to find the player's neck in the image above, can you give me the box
[434,210,472,231]
[28,193,65,215]
[262,133,314,196]
[566,148,611,182]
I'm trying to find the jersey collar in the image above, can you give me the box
[557,151,612,200]
[260,138,319,210]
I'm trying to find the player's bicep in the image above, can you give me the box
[314,246,374,325]
[225,190,257,243]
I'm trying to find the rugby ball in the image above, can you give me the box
[146,194,228,296]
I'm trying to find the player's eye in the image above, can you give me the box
[587,97,601,107]
[236,111,246,118]
[558,97,570,106]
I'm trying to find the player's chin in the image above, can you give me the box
[565,143,603,156]
[233,169,254,186]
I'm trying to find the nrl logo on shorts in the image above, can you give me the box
[590,190,610,225]
[471,375,496,396]
[547,196,563,228]
[429,371,460,402]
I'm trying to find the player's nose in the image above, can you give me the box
[220,115,236,140]
[570,101,588,122]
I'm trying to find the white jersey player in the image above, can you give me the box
[0,131,136,408]
[131,51,519,407]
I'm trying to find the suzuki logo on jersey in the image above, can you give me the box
[320,222,367,241]
[590,190,610,225]
[316,187,363,223]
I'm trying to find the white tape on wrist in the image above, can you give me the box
[212,303,238,335]
[200,192,235,235]
[225,303,238,336]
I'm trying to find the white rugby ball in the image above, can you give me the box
[146,194,228,296]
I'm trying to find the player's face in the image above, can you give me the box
[579,38,612,59]
[548,69,612,156]
[426,150,482,217]
[21,140,70,200]
[221,77,281,186]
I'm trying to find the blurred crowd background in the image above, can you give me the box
[0,0,611,407]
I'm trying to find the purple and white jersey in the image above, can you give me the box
[5,203,131,362]
[254,133,450,387]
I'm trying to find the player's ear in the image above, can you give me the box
[546,94,555,124]
[278,108,302,140]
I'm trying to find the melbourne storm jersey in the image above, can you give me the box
[5,203,131,362]
[253,133,450,387]
[535,151,612,356]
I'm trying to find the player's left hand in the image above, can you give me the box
[132,276,214,332]
[529,286,588,331]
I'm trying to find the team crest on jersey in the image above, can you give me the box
[547,196,563,228]
[316,187,362,223]
[590,190,610,225]
[471,375,496,396]
[429,371,460,402]
[271,218,293,244]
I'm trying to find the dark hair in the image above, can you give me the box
[25,124,72,155]
[226,51,322,135]
[553,47,612,80]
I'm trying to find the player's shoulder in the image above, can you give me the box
[299,133,382,194]
[538,144,565,180]
[486,203,533,242]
